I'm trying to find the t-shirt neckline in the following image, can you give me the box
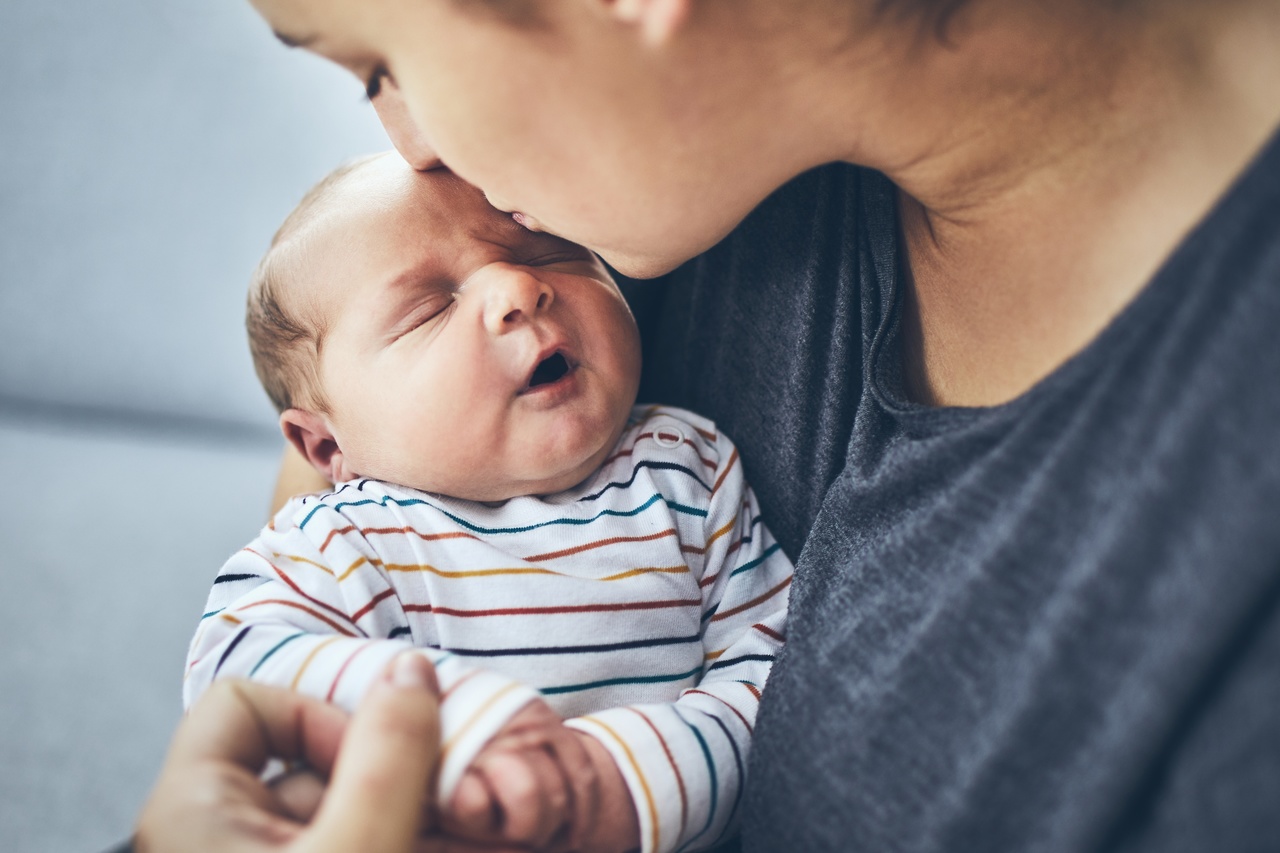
[865,120,1280,437]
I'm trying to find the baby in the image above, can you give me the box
[185,152,792,853]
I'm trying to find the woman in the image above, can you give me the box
[141,0,1280,850]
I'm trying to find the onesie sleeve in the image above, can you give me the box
[565,426,793,853]
[182,499,541,802]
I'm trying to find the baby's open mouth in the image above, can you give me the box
[527,351,571,389]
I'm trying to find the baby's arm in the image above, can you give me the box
[183,498,541,803]
[567,469,791,853]
[444,434,792,853]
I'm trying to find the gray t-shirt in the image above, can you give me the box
[625,128,1280,851]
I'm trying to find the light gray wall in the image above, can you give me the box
[0,422,283,852]
[0,0,392,433]
[0,4,401,850]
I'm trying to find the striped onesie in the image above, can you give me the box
[185,406,793,853]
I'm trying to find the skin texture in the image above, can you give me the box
[277,154,642,502]
[134,655,441,853]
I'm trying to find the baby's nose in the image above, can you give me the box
[481,265,554,334]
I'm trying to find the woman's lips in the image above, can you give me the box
[511,211,543,231]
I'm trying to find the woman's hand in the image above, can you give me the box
[134,654,440,853]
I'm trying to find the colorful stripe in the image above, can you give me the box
[711,576,793,623]
[541,665,702,696]
[248,631,306,676]
[523,528,678,562]
[236,599,358,636]
[443,633,700,659]
[584,715,661,853]
[710,448,739,497]
[728,542,783,578]
[211,625,252,679]
[707,653,776,673]
[673,707,717,852]
[214,573,261,585]
[684,689,753,734]
[403,598,701,619]
[290,636,342,690]
[579,460,712,502]
[325,641,378,701]
[753,623,786,643]
[626,706,689,839]
[302,490,685,533]
[350,588,397,622]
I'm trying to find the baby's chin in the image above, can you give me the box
[446,460,605,504]
[400,439,618,503]
[359,459,575,503]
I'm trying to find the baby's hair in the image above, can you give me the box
[247,154,384,414]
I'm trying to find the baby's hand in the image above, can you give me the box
[442,699,640,853]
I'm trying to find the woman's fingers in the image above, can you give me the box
[136,681,338,853]
[166,679,350,774]
[309,654,442,853]
[136,655,443,853]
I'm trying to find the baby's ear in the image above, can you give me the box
[280,409,355,484]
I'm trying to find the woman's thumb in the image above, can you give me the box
[309,654,441,853]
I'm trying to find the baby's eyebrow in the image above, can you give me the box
[385,259,444,297]
[370,262,448,331]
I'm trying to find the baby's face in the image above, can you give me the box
[292,155,641,501]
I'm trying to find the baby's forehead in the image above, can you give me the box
[276,166,465,295]
[318,158,517,246]
[278,155,592,317]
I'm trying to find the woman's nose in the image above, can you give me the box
[480,265,554,335]
[370,81,443,172]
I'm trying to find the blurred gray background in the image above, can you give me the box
[0,0,392,849]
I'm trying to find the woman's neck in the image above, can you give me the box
[799,0,1280,406]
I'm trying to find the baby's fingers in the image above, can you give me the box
[446,747,571,849]
[547,730,602,850]
[448,766,502,838]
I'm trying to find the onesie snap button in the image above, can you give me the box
[654,425,685,448]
